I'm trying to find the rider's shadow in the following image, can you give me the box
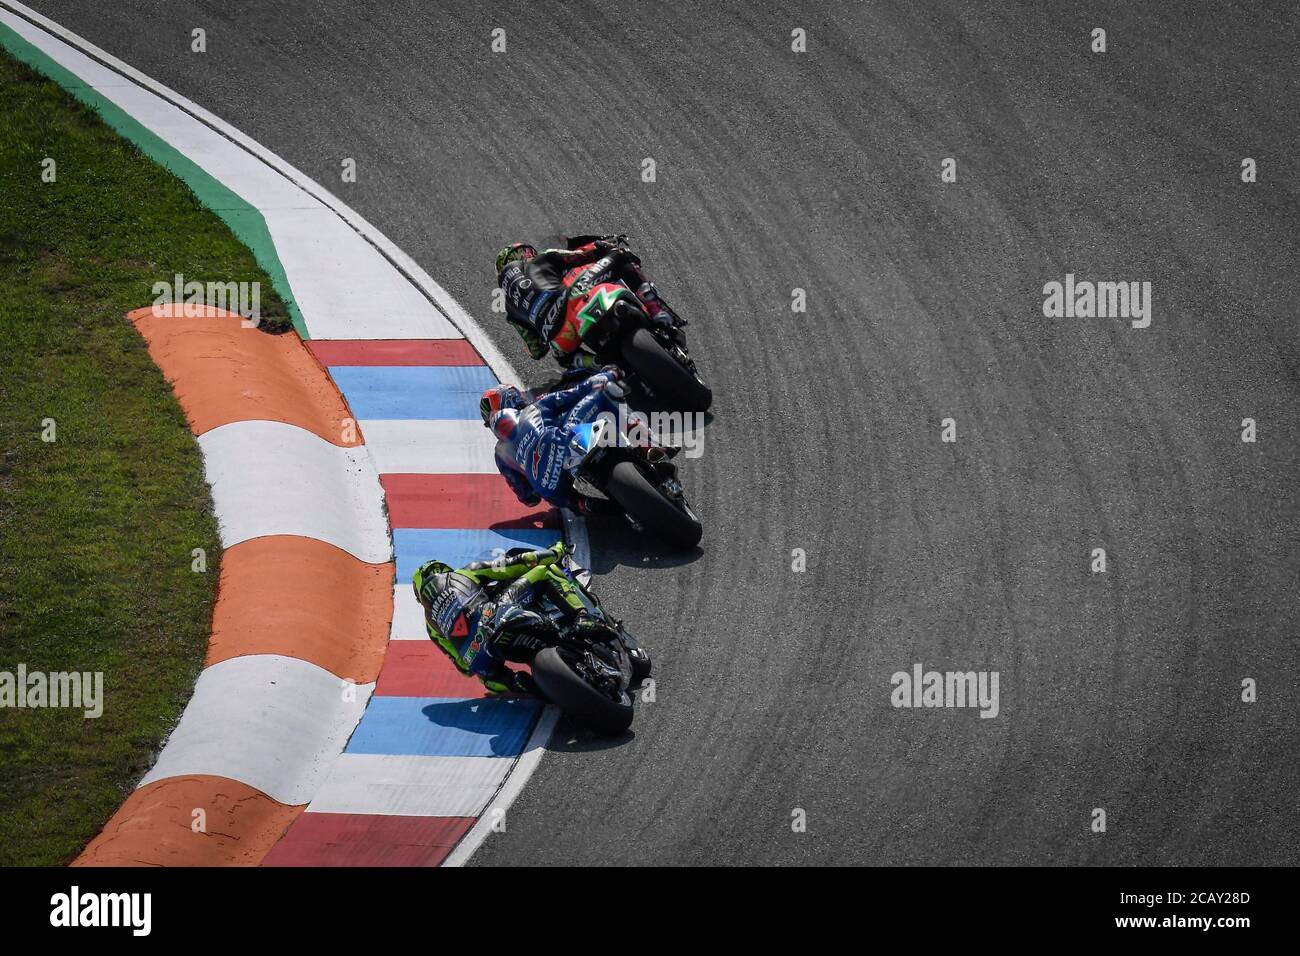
[417,698,541,757]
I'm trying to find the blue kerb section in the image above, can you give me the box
[394,528,561,582]
[328,365,499,420]
[346,696,542,758]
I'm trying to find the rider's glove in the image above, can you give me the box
[509,670,539,696]
[570,613,617,642]
[591,370,623,391]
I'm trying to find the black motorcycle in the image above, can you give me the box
[565,417,703,549]
[486,551,651,736]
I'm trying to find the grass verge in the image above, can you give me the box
[0,49,289,865]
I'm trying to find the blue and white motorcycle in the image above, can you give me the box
[564,417,703,549]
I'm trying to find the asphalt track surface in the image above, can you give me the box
[27,0,1299,865]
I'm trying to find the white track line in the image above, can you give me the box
[308,754,514,817]
[390,586,428,641]
[440,512,590,867]
[441,706,561,866]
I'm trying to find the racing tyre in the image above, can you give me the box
[605,460,703,549]
[619,326,712,412]
[532,647,634,736]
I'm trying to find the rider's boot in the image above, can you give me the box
[641,445,680,482]
[635,281,684,330]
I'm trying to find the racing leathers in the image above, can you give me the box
[412,542,594,695]
[498,236,678,367]
[493,371,622,512]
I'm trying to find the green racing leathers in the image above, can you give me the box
[411,541,589,695]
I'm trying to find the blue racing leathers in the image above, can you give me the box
[494,373,619,508]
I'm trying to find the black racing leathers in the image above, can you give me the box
[499,240,640,363]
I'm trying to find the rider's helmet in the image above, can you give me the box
[479,384,527,427]
[488,408,521,450]
[495,242,537,277]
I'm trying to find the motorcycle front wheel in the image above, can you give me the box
[531,647,634,736]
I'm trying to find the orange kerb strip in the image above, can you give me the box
[79,306,395,867]
[207,536,394,683]
[73,776,302,867]
[128,305,359,445]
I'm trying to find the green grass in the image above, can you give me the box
[0,50,290,865]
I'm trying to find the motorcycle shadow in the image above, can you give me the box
[630,406,715,442]
[417,698,542,757]
[581,518,704,574]
[545,713,637,751]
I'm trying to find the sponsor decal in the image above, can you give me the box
[570,256,614,296]
[463,638,483,668]
[431,588,464,635]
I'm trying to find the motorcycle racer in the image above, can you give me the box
[412,542,603,696]
[494,234,681,368]
[480,371,627,516]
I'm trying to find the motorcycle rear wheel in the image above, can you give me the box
[605,460,703,549]
[619,325,712,412]
[532,647,634,736]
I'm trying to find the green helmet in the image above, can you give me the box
[495,242,537,276]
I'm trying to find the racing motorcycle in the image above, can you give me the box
[566,415,703,549]
[489,549,650,736]
[547,236,712,413]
